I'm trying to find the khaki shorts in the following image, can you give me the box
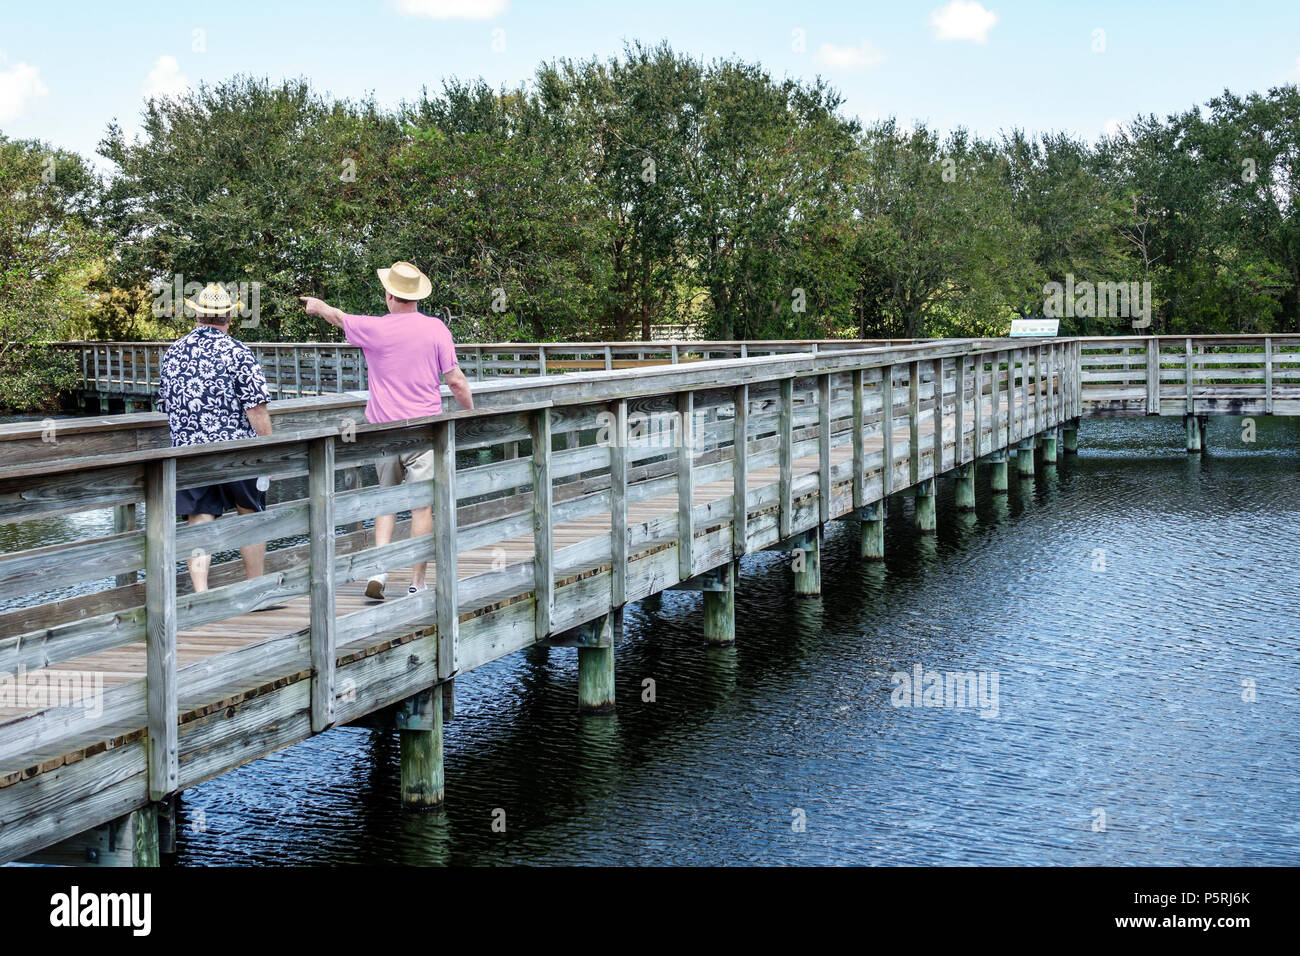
[376,448,435,487]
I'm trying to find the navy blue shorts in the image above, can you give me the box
[176,478,267,517]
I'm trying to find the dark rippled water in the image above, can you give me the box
[11,416,1300,864]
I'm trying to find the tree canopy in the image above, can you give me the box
[2,43,1299,409]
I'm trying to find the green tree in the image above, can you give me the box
[687,61,860,339]
[0,135,100,410]
[850,122,1031,338]
[100,76,406,342]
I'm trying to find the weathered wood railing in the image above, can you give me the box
[0,338,1077,862]
[58,338,923,401]
[59,335,1300,419]
[1079,334,1300,416]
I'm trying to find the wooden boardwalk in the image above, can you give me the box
[4,333,1295,864]
[0,423,949,728]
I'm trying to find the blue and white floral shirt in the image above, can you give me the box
[157,326,272,447]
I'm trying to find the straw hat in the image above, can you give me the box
[185,283,241,317]
[377,261,432,301]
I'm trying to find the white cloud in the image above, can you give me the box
[930,1,998,44]
[396,0,508,19]
[813,40,885,71]
[1287,55,1300,78]
[143,55,189,100]
[0,61,49,123]
[1103,117,1123,138]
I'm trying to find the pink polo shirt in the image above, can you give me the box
[342,311,459,423]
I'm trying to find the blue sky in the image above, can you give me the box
[2,0,1298,165]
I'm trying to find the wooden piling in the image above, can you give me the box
[859,500,885,560]
[1042,433,1058,465]
[1185,414,1202,453]
[398,686,444,810]
[955,463,975,511]
[703,560,736,646]
[988,452,1008,493]
[577,613,616,714]
[1017,438,1035,477]
[792,527,822,597]
[133,805,161,866]
[1063,420,1079,454]
[915,478,936,533]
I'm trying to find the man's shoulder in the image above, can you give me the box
[426,314,456,341]
[161,330,197,362]
[164,328,197,349]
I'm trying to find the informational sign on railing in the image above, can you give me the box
[1010,319,1060,337]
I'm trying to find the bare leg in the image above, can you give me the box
[410,505,433,589]
[235,504,265,579]
[185,513,216,591]
[374,512,396,549]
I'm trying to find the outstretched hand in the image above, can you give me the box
[300,296,345,328]
[299,296,329,317]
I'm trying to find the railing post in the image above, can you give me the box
[1010,349,1022,443]
[1076,339,1084,419]
[1035,344,1044,435]
[778,377,794,539]
[880,366,894,498]
[955,354,966,464]
[908,361,921,486]
[432,419,459,679]
[677,391,695,582]
[931,358,943,478]
[1185,337,1194,415]
[732,384,748,557]
[145,458,178,802]
[114,504,138,588]
[531,407,553,639]
[307,436,336,732]
[851,368,865,511]
[1265,336,1274,414]
[818,373,832,524]
[609,399,628,606]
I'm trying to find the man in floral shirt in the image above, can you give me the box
[157,283,273,592]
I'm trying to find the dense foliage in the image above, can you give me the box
[2,43,1298,409]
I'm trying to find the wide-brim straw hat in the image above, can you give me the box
[377,261,432,301]
[185,282,242,316]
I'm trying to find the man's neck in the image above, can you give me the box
[196,321,229,333]
[389,305,419,315]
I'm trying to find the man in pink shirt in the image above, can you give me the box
[301,261,474,600]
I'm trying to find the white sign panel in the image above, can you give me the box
[1009,318,1060,337]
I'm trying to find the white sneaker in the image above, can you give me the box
[365,573,387,601]
[408,584,428,596]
